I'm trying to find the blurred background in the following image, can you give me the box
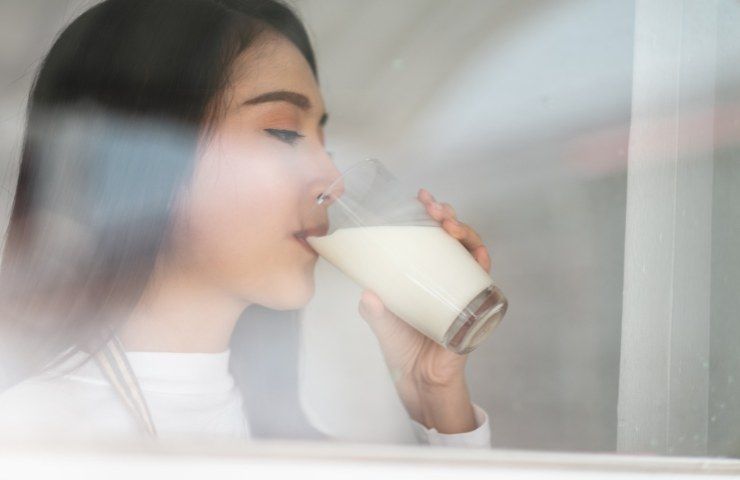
[0,0,738,457]
[296,0,631,453]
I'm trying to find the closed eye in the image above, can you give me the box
[265,128,305,145]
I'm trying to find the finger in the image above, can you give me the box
[359,289,385,319]
[418,196,492,271]
[424,199,457,223]
[418,189,457,220]
[417,188,436,205]
[426,200,457,220]
[442,218,485,252]
[419,190,451,222]
[473,246,492,272]
[438,202,456,219]
[441,219,492,271]
[358,290,411,339]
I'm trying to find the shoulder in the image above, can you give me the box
[0,354,134,438]
[0,375,79,437]
[0,375,63,418]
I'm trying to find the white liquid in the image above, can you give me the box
[306,225,493,342]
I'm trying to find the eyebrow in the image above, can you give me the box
[242,90,329,127]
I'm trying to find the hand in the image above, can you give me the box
[358,188,492,432]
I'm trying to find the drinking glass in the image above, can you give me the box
[307,158,507,354]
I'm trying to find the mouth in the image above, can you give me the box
[293,223,329,255]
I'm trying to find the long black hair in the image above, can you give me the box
[0,0,317,386]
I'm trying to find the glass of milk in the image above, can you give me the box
[306,158,507,354]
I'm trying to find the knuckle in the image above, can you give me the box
[445,219,465,236]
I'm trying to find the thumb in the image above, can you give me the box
[358,289,410,341]
[358,289,386,321]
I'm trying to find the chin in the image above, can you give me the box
[261,273,316,311]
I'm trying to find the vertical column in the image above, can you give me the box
[618,0,716,455]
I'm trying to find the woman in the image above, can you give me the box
[0,0,493,447]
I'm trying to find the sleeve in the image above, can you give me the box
[409,402,491,448]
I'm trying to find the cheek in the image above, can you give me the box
[173,136,311,295]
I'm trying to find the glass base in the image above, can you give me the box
[442,285,508,354]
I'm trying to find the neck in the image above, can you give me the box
[117,260,249,353]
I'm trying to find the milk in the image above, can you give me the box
[306,225,494,343]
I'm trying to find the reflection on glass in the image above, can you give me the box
[0,0,737,473]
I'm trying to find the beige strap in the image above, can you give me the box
[94,335,157,437]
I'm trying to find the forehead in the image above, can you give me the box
[227,32,324,110]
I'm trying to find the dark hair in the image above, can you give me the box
[0,0,317,385]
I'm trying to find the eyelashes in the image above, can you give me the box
[264,128,305,146]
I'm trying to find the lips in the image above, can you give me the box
[293,223,329,256]
[293,223,329,239]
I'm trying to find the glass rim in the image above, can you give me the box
[316,157,382,205]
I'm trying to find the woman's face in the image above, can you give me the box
[169,33,341,310]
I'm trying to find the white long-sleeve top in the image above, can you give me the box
[0,349,491,447]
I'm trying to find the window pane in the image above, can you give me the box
[0,0,739,468]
